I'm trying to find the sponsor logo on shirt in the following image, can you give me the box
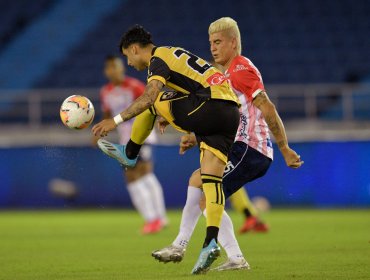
[206,72,227,85]
[237,113,248,139]
[233,64,248,72]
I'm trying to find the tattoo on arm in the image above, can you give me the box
[253,91,288,150]
[120,80,163,122]
[252,91,269,107]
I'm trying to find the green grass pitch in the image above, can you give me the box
[0,209,369,280]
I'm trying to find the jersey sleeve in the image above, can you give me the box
[147,56,170,85]
[232,67,265,102]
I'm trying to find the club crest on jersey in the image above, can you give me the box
[206,72,227,86]
[160,90,184,101]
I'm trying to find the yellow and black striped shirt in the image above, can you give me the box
[147,46,239,105]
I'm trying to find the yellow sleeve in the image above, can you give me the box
[147,75,166,85]
[130,108,157,145]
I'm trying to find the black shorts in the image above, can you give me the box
[170,92,240,162]
[223,141,272,198]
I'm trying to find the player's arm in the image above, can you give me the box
[252,92,303,168]
[119,79,163,122]
[92,79,164,137]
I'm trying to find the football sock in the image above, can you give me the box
[125,139,142,159]
[229,187,257,218]
[201,174,225,247]
[127,177,156,222]
[173,186,202,248]
[143,173,167,224]
[203,209,244,259]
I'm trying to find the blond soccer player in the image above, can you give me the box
[152,17,303,271]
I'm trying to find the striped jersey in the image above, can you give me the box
[225,55,273,159]
[148,46,240,105]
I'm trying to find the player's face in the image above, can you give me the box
[104,59,124,83]
[122,45,147,71]
[209,31,236,66]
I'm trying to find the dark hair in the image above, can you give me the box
[119,24,153,52]
[105,54,121,62]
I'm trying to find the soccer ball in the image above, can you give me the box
[60,95,95,129]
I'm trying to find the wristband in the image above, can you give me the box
[113,114,124,125]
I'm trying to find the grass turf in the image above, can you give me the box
[0,209,369,280]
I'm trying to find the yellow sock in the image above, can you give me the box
[201,174,225,228]
[230,188,257,216]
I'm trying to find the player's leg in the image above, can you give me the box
[191,148,227,274]
[152,170,203,263]
[201,208,250,271]
[230,188,269,233]
[125,163,159,234]
[97,109,156,167]
[139,146,168,227]
[153,168,248,270]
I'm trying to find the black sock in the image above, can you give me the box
[243,208,252,218]
[203,226,219,248]
[125,139,142,159]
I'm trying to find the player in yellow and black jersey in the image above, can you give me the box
[92,25,240,274]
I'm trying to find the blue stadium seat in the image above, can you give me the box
[0,0,366,88]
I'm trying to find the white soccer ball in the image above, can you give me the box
[60,95,95,130]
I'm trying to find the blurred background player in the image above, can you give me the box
[96,55,167,234]
[230,188,268,233]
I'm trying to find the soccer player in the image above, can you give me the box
[95,55,167,234]
[152,17,303,271]
[92,25,241,274]
[209,58,269,234]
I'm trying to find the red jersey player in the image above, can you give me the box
[97,55,167,234]
[152,17,303,271]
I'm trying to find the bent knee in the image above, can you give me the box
[188,168,202,187]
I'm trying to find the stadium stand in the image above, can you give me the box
[35,0,370,87]
[0,0,122,89]
[0,0,53,53]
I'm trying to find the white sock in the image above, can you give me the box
[143,173,167,223]
[172,186,202,248]
[203,209,244,260]
[127,177,156,222]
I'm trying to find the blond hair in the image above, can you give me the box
[208,17,242,55]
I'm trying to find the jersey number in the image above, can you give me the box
[174,49,211,75]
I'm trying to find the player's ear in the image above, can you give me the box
[131,44,138,55]
[231,37,237,51]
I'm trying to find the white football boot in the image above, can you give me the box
[152,245,186,263]
[212,257,250,271]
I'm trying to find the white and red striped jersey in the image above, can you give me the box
[100,76,157,145]
[225,55,273,159]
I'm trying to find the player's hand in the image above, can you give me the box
[179,134,197,155]
[157,117,169,134]
[280,146,304,168]
[92,119,117,137]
